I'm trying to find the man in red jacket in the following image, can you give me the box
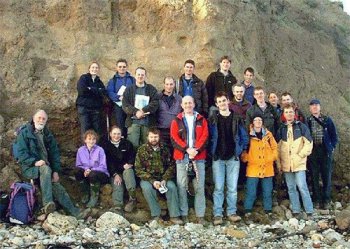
[170,96,209,224]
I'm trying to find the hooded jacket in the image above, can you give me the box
[241,126,277,178]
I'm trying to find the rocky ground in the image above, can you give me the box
[1,199,350,249]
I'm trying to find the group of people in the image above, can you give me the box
[15,55,338,226]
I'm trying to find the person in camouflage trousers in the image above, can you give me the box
[135,128,183,224]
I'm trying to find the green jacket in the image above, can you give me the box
[16,122,61,179]
[135,143,175,183]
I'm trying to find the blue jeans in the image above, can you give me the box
[77,106,103,136]
[244,177,273,212]
[111,169,136,206]
[140,180,180,218]
[176,159,206,217]
[113,105,127,137]
[212,157,240,217]
[284,171,313,213]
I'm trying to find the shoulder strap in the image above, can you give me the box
[312,115,326,128]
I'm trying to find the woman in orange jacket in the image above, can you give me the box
[241,114,277,214]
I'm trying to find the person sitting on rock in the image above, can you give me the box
[276,104,314,219]
[16,109,85,218]
[75,130,110,208]
[135,128,183,225]
[100,126,137,213]
[241,114,277,216]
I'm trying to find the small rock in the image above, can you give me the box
[288,218,299,229]
[323,229,343,243]
[184,223,203,232]
[223,228,247,239]
[11,237,24,246]
[130,223,141,231]
[285,210,293,220]
[317,220,329,229]
[312,242,321,248]
[335,210,350,230]
[311,233,324,241]
[318,209,330,215]
[96,212,130,231]
[280,199,290,208]
[334,202,342,210]
[148,220,159,229]
[42,212,78,235]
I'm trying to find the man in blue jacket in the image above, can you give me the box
[107,59,135,137]
[208,92,248,225]
[307,99,338,210]
[17,110,85,218]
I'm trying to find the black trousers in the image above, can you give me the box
[75,168,109,185]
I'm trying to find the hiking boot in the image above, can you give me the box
[124,198,136,213]
[110,206,124,216]
[43,201,56,215]
[323,202,331,210]
[306,213,314,220]
[292,213,301,219]
[244,212,252,219]
[86,183,100,208]
[196,217,207,225]
[79,180,90,204]
[182,216,189,223]
[75,208,91,220]
[170,217,184,225]
[150,216,162,222]
[213,216,223,226]
[227,214,241,222]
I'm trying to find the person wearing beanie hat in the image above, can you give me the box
[241,114,277,216]
[307,98,338,210]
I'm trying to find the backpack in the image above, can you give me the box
[7,182,36,224]
[12,124,26,162]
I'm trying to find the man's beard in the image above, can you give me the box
[34,123,45,131]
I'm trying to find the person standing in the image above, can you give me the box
[170,96,209,224]
[307,99,338,209]
[177,59,208,117]
[76,61,106,136]
[246,86,279,137]
[122,67,159,149]
[208,92,248,225]
[241,114,277,215]
[229,83,252,120]
[157,76,182,150]
[106,59,135,137]
[241,67,255,105]
[205,55,237,108]
[277,104,314,218]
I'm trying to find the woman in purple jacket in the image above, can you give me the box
[75,130,110,208]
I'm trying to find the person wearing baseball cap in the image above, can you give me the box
[307,98,338,210]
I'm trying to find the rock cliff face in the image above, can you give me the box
[0,0,349,183]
